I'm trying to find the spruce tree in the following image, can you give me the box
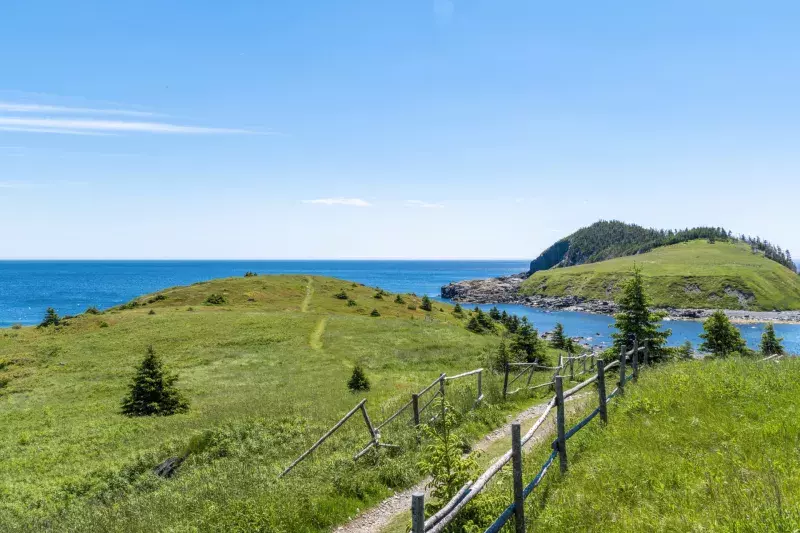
[347,365,370,392]
[121,346,188,417]
[38,307,61,328]
[511,322,545,363]
[550,323,566,350]
[453,303,463,315]
[677,340,694,360]
[611,266,671,361]
[488,306,501,321]
[699,311,746,357]
[420,295,433,311]
[760,323,785,356]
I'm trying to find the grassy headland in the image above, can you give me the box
[520,240,800,311]
[0,275,561,532]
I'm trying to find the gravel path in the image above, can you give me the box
[334,394,588,533]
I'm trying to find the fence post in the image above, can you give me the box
[597,359,608,423]
[511,422,525,533]
[554,376,567,473]
[412,393,420,426]
[477,369,483,402]
[618,345,626,396]
[569,356,574,381]
[439,374,446,401]
[631,337,639,383]
[412,492,425,533]
[503,362,509,399]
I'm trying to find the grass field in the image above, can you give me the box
[0,274,567,532]
[520,240,800,310]
[465,357,800,532]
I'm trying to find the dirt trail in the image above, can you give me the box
[335,394,588,533]
[310,317,327,350]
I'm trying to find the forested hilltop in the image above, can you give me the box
[530,221,797,274]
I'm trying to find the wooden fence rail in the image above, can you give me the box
[415,338,647,533]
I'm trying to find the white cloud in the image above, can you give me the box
[0,125,115,136]
[302,198,372,207]
[0,117,257,135]
[406,199,444,209]
[0,102,159,117]
[0,181,36,189]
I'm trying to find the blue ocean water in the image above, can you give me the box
[1,260,798,353]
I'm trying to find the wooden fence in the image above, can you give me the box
[412,340,649,533]
[502,350,605,399]
[279,367,484,479]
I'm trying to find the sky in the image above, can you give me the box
[1,0,799,260]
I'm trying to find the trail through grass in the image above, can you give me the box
[310,317,327,350]
[301,276,314,312]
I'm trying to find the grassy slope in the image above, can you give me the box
[510,358,800,532]
[520,240,800,310]
[0,275,542,532]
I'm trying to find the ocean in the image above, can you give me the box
[1,260,798,353]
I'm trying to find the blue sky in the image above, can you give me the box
[1,0,799,259]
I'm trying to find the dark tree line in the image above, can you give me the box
[737,234,796,272]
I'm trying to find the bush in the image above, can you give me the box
[38,307,61,328]
[11,323,22,330]
[121,346,189,417]
[394,294,406,304]
[334,290,349,300]
[370,309,381,317]
[373,292,384,300]
[119,300,140,310]
[347,365,370,392]
[420,295,433,311]
[85,306,101,315]
[148,310,156,315]
[99,321,109,328]
[347,299,358,307]
[146,294,167,304]
[407,304,417,311]
[453,303,463,316]
[205,294,226,305]
[243,271,258,277]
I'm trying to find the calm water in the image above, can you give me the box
[1,261,798,353]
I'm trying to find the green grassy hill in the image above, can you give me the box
[520,240,800,310]
[506,358,800,531]
[0,275,534,532]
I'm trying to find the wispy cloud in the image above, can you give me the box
[0,117,258,135]
[406,199,444,209]
[303,198,372,207]
[0,125,115,136]
[0,102,159,117]
[0,180,36,189]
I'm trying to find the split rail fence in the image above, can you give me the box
[412,338,650,533]
[279,367,484,478]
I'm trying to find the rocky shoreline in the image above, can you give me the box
[441,274,800,325]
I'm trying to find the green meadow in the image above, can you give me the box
[520,240,800,310]
[0,274,563,532]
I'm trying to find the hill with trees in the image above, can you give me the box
[529,220,797,274]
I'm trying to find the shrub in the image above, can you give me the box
[347,365,370,392]
[347,299,358,307]
[420,295,433,311]
[373,292,384,300]
[187,307,194,312]
[205,294,226,305]
[677,340,694,360]
[38,308,61,328]
[121,346,189,417]
[334,290,349,300]
[407,304,417,311]
[119,300,140,310]
[85,306,101,315]
[370,309,381,317]
[146,294,167,304]
[11,323,22,330]
[148,310,156,315]
[243,271,258,277]
[453,303,463,316]
[394,294,406,304]
[99,321,109,328]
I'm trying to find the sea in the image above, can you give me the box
[1,260,799,353]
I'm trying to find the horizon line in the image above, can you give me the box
[0,257,532,262]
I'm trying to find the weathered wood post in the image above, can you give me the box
[618,345,626,396]
[412,492,425,533]
[503,362,510,399]
[412,393,420,426]
[554,376,567,473]
[597,359,607,423]
[477,369,483,402]
[569,356,574,381]
[631,338,639,383]
[360,403,378,443]
[511,422,525,533]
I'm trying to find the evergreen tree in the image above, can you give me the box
[347,365,370,392]
[38,307,61,328]
[760,323,785,356]
[121,346,188,417]
[420,295,433,311]
[611,266,671,361]
[699,311,746,357]
[466,315,483,333]
[511,323,545,363]
[488,306,501,321]
[677,340,694,360]
[494,339,510,371]
[394,294,406,304]
[563,337,576,355]
[475,308,494,331]
[453,303,463,315]
[550,323,567,350]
